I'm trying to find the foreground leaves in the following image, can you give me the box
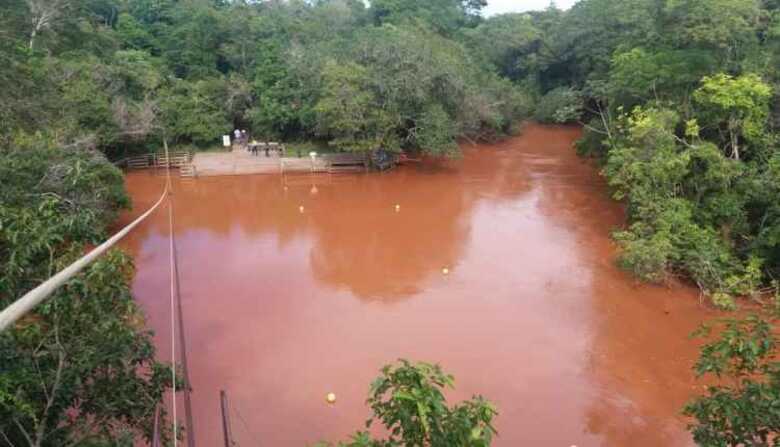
[322,360,497,447]
[685,316,780,446]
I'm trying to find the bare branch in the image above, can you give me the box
[25,0,71,50]
[32,321,67,447]
[12,419,33,447]
[0,429,19,447]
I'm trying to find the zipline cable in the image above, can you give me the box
[167,166,178,447]
[172,202,197,447]
[164,134,197,447]
[0,169,169,332]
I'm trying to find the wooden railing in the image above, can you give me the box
[114,151,196,177]
[118,151,193,172]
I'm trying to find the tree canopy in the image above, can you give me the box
[0,0,529,158]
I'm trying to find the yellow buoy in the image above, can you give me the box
[326,392,336,404]
[442,267,449,275]
[395,204,401,212]
[299,205,305,213]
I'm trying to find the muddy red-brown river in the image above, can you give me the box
[120,124,716,446]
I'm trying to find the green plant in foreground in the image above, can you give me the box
[323,360,497,447]
[684,316,780,446]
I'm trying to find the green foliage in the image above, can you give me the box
[160,2,226,79]
[315,61,397,152]
[309,23,530,155]
[462,14,541,81]
[324,360,497,447]
[693,73,772,161]
[534,87,583,124]
[370,0,485,35]
[603,106,766,302]
[159,78,232,146]
[0,144,173,445]
[609,48,714,104]
[664,0,762,64]
[0,0,531,158]
[684,316,780,446]
[553,0,661,85]
[416,105,459,156]
[1,251,175,446]
[749,152,780,279]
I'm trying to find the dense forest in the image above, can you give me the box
[2,0,780,445]
[0,0,530,158]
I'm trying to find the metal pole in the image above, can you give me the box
[152,406,161,447]
[220,390,233,447]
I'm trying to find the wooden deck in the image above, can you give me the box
[191,149,369,177]
[121,148,379,178]
[192,150,281,176]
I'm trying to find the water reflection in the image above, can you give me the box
[119,124,706,446]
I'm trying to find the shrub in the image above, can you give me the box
[534,87,583,124]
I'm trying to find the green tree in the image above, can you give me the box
[350,24,526,154]
[747,152,780,280]
[247,41,319,140]
[608,47,714,106]
[159,78,232,146]
[315,61,397,152]
[534,87,583,123]
[462,14,542,81]
[554,0,661,85]
[693,73,772,161]
[324,360,497,447]
[159,2,227,79]
[663,0,762,68]
[370,0,485,35]
[603,106,756,304]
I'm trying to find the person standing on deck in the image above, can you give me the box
[233,129,241,148]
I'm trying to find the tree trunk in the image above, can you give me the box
[29,24,38,50]
[729,118,740,161]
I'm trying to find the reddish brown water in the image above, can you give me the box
[120,124,717,446]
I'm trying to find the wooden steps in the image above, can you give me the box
[123,151,192,170]
[328,165,366,173]
[155,152,191,168]
[179,164,197,178]
[126,154,153,169]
